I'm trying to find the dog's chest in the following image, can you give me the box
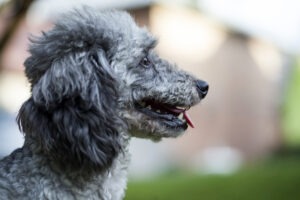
[101,151,130,200]
[68,151,130,200]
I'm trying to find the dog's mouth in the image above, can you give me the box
[134,99,194,130]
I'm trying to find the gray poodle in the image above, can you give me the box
[0,7,208,200]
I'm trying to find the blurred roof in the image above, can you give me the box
[197,0,300,54]
[31,0,153,10]
[27,0,153,24]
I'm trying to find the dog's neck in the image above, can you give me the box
[23,130,131,179]
[14,133,130,199]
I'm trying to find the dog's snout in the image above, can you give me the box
[196,80,209,99]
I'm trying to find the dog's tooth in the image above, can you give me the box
[157,109,161,113]
[178,113,184,119]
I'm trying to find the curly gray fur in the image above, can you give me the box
[0,6,208,200]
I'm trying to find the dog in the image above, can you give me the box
[0,7,208,200]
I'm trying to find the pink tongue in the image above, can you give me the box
[183,111,195,128]
[164,106,195,128]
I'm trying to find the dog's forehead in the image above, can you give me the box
[133,28,157,49]
[97,11,157,50]
[56,8,156,51]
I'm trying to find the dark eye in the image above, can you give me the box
[140,56,152,68]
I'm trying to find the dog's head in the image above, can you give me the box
[18,7,208,169]
[105,14,209,140]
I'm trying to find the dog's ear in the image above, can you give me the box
[31,49,113,109]
[18,49,123,170]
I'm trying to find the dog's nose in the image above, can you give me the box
[196,80,209,99]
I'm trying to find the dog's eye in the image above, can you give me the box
[140,56,152,68]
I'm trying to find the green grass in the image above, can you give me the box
[282,60,300,146]
[125,158,300,200]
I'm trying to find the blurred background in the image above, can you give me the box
[1,0,300,199]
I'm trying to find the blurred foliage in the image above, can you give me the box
[282,59,300,147]
[125,157,300,200]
